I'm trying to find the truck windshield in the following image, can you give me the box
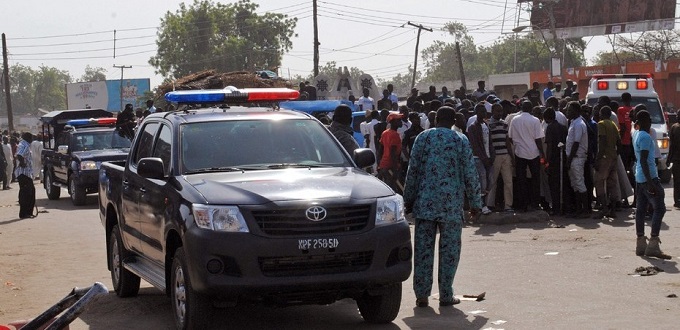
[587,97,664,124]
[180,119,352,172]
[70,130,132,152]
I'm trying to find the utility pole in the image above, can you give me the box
[312,0,319,77]
[2,33,14,133]
[407,21,432,90]
[543,0,565,87]
[113,64,131,112]
[455,42,466,90]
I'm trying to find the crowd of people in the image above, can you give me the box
[322,80,674,307]
[1,131,43,218]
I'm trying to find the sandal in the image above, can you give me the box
[439,297,461,306]
[416,297,429,307]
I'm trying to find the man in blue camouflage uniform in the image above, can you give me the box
[404,106,482,307]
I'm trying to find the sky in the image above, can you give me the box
[1,0,677,89]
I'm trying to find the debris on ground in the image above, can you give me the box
[628,266,664,276]
[462,292,486,301]
[598,255,613,259]
[544,252,559,256]
[548,222,565,228]
[667,294,677,298]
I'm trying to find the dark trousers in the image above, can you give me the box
[18,174,35,218]
[547,162,572,214]
[635,179,665,237]
[584,160,594,210]
[0,165,7,188]
[672,162,680,206]
[516,156,540,210]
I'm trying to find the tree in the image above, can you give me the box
[376,65,421,97]
[613,30,680,61]
[150,0,297,79]
[80,65,107,82]
[592,50,646,66]
[34,66,71,111]
[291,61,364,89]
[0,64,71,115]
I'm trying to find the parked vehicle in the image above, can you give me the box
[99,87,412,329]
[40,109,131,205]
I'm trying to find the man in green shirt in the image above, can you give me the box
[593,106,621,219]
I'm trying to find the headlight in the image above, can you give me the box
[375,195,406,227]
[657,138,669,150]
[80,161,98,170]
[192,204,249,232]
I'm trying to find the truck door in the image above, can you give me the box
[122,122,160,254]
[138,123,172,263]
[52,132,70,182]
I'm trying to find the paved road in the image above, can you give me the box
[1,182,678,329]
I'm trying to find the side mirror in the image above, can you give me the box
[353,148,375,169]
[57,145,68,154]
[138,157,166,180]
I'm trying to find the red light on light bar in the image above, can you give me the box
[597,81,609,90]
[240,88,300,101]
[636,80,648,89]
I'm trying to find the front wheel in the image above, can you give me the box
[69,175,87,206]
[109,224,140,297]
[356,283,402,324]
[171,248,213,330]
[44,170,61,200]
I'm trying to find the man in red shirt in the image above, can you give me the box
[379,112,403,193]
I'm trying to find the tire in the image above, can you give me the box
[659,169,671,184]
[109,225,140,297]
[44,170,61,200]
[357,283,402,324]
[69,175,87,206]
[171,248,212,330]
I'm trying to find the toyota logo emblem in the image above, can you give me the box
[305,206,327,221]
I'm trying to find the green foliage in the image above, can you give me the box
[292,61,364,88]
[376,65,421,97]
[592,50,646,66]
[79,65,107,82]
[150,0,297,79]
[0,64,71,115]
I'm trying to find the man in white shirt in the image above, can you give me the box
[387,84,398,104]
[357,88,375,113]
[565,101,589,218]
[2,137,13,189]
[30,134,43,180]
[508,100,545,212]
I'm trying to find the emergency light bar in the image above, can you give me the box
[165,86,300,104]
[592,73,653,80]
[66,117,117,127]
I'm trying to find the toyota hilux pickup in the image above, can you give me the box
[40,109,131,205]
[98,87,412,329]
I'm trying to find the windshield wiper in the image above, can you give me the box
[184,167,248,174]
[265,163,330,169]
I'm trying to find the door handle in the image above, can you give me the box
[139,187,147,193]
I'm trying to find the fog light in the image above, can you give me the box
[398,247,412,261]
[207,259,224,274]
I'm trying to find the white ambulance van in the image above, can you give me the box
[586,73,670,183]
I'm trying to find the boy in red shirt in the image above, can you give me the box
[379,112,403,193]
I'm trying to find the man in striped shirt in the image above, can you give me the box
[15,132,35,218]
[487,103,514,212]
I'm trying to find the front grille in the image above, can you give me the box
[259,251,373,277]
[251,205,371,236]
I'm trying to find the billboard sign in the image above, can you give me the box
[65,78,150,112]
[524,0,676,38]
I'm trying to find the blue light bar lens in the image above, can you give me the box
[67,119,93,126]
[165,89,228,103]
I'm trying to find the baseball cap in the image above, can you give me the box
[386,112,404,122]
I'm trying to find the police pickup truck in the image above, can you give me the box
[98,87,412,329]
[40,109,131,205]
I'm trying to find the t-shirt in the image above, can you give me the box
[524,89,542,106]
[566,116,588,158]
[617,105,633,145]
[489,118,509,155]
[543,88,553,102]
[358,96,375,112]
[633,129,658,183]
[508,112,544,160]
[597,119,619,160]
[379,129,402,169]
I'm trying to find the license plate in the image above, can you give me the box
[298,238,339,250]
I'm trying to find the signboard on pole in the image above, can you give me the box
[65,78,150,112]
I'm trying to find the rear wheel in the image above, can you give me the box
[69,175,87,206]
[357,283,402,324]
[109,225,140,297]
[171,248,212,330]
[44,170,61,200]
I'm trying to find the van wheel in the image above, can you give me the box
[109,225,140,297]
[659,169,671,184]
[171,248,212,330]
[357,283,402,323]
[45,171,61,200]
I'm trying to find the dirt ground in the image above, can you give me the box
[1,181,679,329]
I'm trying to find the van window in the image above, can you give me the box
[587,97,664,124]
